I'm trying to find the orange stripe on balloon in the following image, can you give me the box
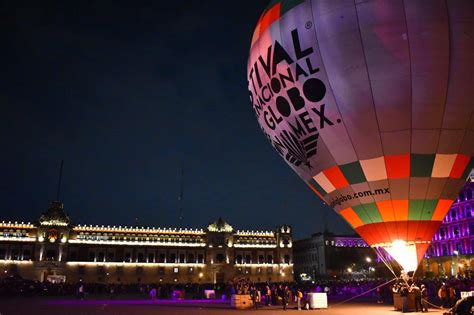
[323,166,349,189]
[340,208,364,228]
[376,200,396,222]
[449,154,470,178]
[392,200,409,221]
[432,199,454,221]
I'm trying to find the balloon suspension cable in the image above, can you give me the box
[330,278,397,307]
[373,247,398,278]
[421,298,446,310]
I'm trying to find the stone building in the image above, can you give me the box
[0,201,293,284]
[293,232,374,279]
[421,181,474,276]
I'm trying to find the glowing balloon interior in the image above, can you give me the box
[247,0,474,272]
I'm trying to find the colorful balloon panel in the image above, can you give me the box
[248,0,474,270]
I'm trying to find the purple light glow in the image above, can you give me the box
[47,299,228,307]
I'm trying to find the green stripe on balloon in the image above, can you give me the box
[410,154,436,177]
[353,203,382,224]
[339,161,367,185]
[408,200,437,221]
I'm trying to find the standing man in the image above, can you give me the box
[410,284,423,313]
[296,288,303,310]
[400,284,409,313]
[438,284,448,307]
[250,286,259,310]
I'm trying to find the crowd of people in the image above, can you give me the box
[2,273,474,312]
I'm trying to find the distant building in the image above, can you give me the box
[0,201,293,284]
[293,232,373,280]
[422,181,474,276]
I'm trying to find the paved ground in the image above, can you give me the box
[0,298,445,315]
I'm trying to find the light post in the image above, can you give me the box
[365,257,372,277]
[452,250,459,276]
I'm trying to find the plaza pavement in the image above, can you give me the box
[0,298,446,315]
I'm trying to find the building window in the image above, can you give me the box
[470,223,474,236]
[45,250,56,261]
[158,253,165,263]
[258,255,264,264]
[245,267,251,275]
[257,267,262,274]
[11,249,19,260]
[0,248,6,259]
[267,267,273,274]
[137,253,145,263]
[170,254,176,263]
[125,252,132,262]
[148,253,154,263]
[245,255,251,264]
[216,253,225,263]
[173,267,179,274]
[22,249,31,260]
[236,255,243,264]
[284,255,291,264]
[197,254,204,263]
[267,255,273,264]
[158,267,165,275]
[456,243,463,254]
[107,252,115,262]
[188,267,194,274]
[98,252,105,262]
[188,254,195,263]
[68,250,77,261]
[179,254,185,263]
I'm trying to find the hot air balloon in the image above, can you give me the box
[247,0,474,274]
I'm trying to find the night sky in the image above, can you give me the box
[0,1,353,239]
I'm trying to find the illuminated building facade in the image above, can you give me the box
[0,202,293,284]
[422,181,474,276]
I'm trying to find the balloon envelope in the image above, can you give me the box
[247,0,474,272]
